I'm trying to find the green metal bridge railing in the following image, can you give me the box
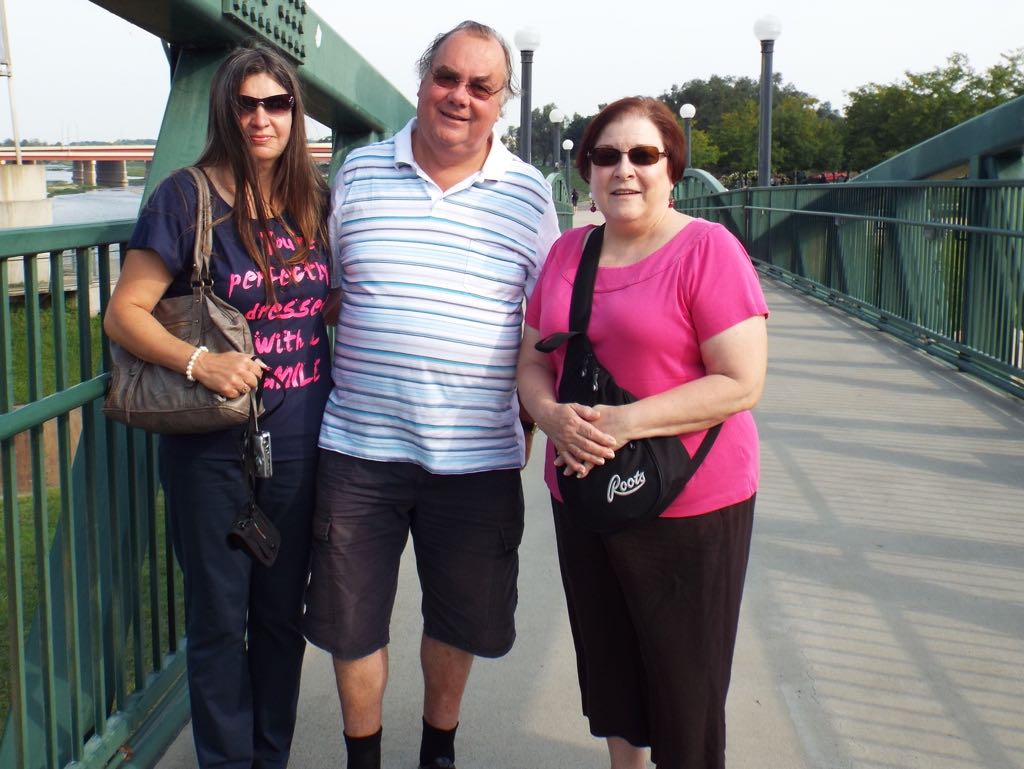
[546,173,574,232]
[0,223,190,769]
[674,174,1024,398]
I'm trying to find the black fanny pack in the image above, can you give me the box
[535,225,720,534]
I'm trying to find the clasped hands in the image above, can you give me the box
[191,350,269,400]
[541,402,621,479]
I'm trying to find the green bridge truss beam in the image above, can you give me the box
[89,0,415,195]
[852,95,1024,182]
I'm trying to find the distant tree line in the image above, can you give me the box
[504,49,1024,183]
[1,138,156,146]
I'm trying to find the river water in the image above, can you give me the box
[45,167,145,226]
[51,187,144,225]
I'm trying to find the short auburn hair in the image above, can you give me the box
[575,96,687,184]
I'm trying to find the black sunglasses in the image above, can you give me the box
[237,93,295,115]
[588,145,668,167]
[431,69,503,101]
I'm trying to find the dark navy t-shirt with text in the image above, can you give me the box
[128,168,332,461]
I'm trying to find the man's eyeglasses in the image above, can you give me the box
[237,94,295,115]
[588,146,668,167]
[431,69,503,101]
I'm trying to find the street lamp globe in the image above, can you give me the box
[549,108,564,124]
[514,27,542,52]
[678,103,696,120]
[753,15,782,41]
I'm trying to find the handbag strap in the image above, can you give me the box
[568,224,605,334]
[242,390,261,505]
[534,225,605,353]
[183,167,215,290]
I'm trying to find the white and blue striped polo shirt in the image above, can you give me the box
[319,119,560,474]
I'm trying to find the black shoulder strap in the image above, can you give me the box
[535,225,605,353]
[568,224,605,333]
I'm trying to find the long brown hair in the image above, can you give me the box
[196,41,328,302]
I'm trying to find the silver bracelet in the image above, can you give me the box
[185,345,209,382]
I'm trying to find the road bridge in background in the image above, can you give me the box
[0,144,334,163]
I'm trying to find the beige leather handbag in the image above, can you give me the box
[102,167,256,434]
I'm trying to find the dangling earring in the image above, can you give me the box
[590,201,597,213]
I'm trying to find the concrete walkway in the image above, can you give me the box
[157,212,1024,769]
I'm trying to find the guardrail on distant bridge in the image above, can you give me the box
[0,144,334,163]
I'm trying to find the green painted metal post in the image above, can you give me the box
[143,49,226,200]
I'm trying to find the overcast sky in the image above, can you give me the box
[1,0,1022,144]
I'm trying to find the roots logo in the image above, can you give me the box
[607,470,646,502]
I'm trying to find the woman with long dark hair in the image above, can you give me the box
[104,42,331,768]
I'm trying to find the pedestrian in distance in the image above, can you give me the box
[517,96,769,769]
[302,19,561,769]
[103,41,332,769]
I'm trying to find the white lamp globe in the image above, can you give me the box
[514,27,542,51]
[753,15,782,41]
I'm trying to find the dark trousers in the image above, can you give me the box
[553,496,755,769]
[160,450,317,769]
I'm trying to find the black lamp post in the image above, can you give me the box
[562,138,573,193]
[754,15,782,187]
[514,28,542,163]
[678,103,695,169]
[549,108,563,168]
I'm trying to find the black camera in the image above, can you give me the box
[252,430,273,478]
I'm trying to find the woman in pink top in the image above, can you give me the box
[517,97,768,769]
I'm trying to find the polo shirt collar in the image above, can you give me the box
[394,118,512,182]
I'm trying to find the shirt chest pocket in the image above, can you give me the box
[462,240,527,303]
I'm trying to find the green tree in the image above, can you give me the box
[842,50,1024,170]
[500,125,518,155]
[773,93,843,173]
[661,75,761,132]
[510,106,590,168]
[658,73,840,176]
[714,101,759,173]
[687,128,720,170]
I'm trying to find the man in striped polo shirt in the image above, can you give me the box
[303,20,560,769]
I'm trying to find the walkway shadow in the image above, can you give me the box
[746,280,1024,769]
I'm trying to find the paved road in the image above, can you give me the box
[158,212,1024,769]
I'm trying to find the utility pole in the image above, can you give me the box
[0,0,22,163]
